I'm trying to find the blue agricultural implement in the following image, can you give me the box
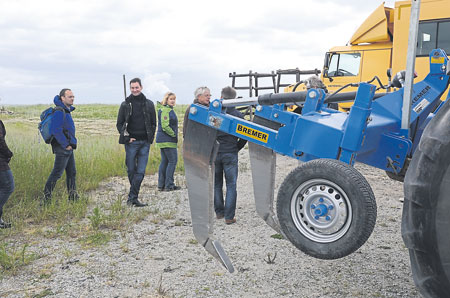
[183,1,450,297]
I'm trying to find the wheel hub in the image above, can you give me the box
[290,179,352,243]
[312,199,334,220]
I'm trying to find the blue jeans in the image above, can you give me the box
[0,170,14,218]
[125,140,150,201]
[214,152,238,220]
[44,146,77,200]
[158,148,178,189]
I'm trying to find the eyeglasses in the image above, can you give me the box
[66,96,75,99]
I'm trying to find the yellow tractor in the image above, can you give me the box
[321,0,450,111]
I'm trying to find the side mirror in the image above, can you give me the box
[323,69,333,82]
[323,52,331,79]
[323,52,330,69]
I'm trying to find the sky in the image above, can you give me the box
[0,0,396,105]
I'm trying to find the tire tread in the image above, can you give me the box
[277,159,376,259]
[403,99,450,297]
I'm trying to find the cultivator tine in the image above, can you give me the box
[248,142,281,234]
[183,119,234,273]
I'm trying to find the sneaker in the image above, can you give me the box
[164,186,181,192]
[216,214,224,219]
[0,218,11,229]
[225,218,236,225]
[126,199,148,207]
[158,187,164,191]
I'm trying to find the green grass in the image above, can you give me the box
[0,102,189,278]
[5,103,188,121]
[0,243,38,277]
[87,198,145,231]
[2,123,127,228]
[0,103,187,233]
[79,231,112,248]
[5,104,120,120]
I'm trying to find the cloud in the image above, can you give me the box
[0,0,391,104]
[141,72,172,101]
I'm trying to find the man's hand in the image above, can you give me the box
[66,145,73,150]
[129,138,136,143]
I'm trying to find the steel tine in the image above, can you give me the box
[249,142,281,234]
[183,119,234,273]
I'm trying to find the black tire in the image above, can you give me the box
[277,159,377,259]
[403,99,450,297]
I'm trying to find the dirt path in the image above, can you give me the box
[0,150,420,297]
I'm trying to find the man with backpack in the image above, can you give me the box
[42,88,78,203]
[116,78,156,207]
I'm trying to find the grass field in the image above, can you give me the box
[0,103,187,276]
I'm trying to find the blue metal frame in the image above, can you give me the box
[187,49,449,174]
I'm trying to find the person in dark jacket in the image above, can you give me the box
[0,119,14,228]
[183,86,211,137]
[214,87,247,224]
[116,78,157,207]
[156,92,180,192]
[43,88,78,203]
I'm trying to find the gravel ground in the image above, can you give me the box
[0,150,421,298]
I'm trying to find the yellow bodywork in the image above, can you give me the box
[318,0,450,111]
[349,3,393,45]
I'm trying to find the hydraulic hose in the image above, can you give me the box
[222,88,386,108]
[257,90,386,106]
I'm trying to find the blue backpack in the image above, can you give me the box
[38,106,65,144]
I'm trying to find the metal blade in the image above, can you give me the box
[183,118,234,273]
[249,142,281,234]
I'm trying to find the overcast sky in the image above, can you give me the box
[0,0,395,105]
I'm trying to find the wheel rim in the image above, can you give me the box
[290,178,352,243]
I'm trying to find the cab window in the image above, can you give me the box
[417,20,450,56]
[327,53,361,77]
[438,22,450,54]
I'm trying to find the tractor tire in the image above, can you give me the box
[402,99,450,298]
[277,159,377,259]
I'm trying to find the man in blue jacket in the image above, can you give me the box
[43,88,78,203]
